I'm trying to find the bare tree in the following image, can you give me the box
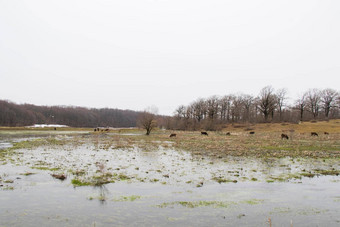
[138,107,158,135]
[305,89,321,119]
[219,95,232,122]
[295,93,307,121]
[206,96,219,120]
[320,88,339,118]
[230,95,243,122]
[192,98,206,122]
[276,88,287,121]
[257,86,277,122]
[241,94,254,123]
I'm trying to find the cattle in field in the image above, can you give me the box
[226,132,231,136]
[105,128,109,131]
[169,133,176,138]
[324,132,329,135]
[201,131,208,136]
[249,131,255,134]
[281,133,289,140]
[311,132,318,136]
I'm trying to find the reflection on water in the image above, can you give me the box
[0,142,12,150]
[0,134,340,226]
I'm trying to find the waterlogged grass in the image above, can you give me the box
[32,166,60,171]
[71,179,92,187]
[2,122,340,158]
[113,195,142,202]
[212,177,237,184]
[71,173,134,187]
[158,199,263,208]
[158,201,236,208]
[9,138,67,150]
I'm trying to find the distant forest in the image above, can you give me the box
[0,100,140,127]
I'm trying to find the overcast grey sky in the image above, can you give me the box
[1,0,339,115]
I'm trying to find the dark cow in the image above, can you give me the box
[311,132,318,136]
[249,131,255,135]
[324,132,329,135]
[105,128,109,132]
[226,132,231,136]
[201,131,208,136]
[281,133,289,140]
[169,133,176,138]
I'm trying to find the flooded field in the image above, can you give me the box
[1,130,340,226]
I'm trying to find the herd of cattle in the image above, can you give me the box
[169,131,330,139]
[92,127,329,140]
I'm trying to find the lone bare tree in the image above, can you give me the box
[138,107,158,135]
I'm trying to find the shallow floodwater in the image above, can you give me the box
[1,133,340,226]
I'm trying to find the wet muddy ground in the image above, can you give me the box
[1,131,340,226]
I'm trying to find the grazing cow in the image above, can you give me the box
[281,133,289,140]
[105,128,109,132]
[169,133,176,138]
[226,132,231,136]
[94,128,97,132]
[324,132,329,135]
[54,127,57,130]
[249,131,255,134]
[201,131,208,136]
[311,132,318,136]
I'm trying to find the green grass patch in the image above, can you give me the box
[113,195,141,202]
[158,200,236,208]
[71,179,92,187]
[32,166,60,171]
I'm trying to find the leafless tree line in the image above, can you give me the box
[0,100,139,127]
[164,86,340,131]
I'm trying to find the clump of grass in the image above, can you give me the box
[300,172,316,178]
[212,177,237,183]
[20,172,36,176]
[158,200,236,208]
[1,186,14,190]
[113,195,141,202]
[314,169,340,176]
[241,199,264,205]
[32,166,60,171]
[71,179,92,187]
[117,173,131,181]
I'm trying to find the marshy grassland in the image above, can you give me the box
[0,120,340,226]
[1,120,339,186]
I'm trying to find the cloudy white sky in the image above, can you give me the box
[1,0,339,115]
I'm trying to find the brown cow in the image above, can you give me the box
[201,131,208,136]
[311,132,318,136]
[281,133,289,140]
[226,132,231,136]
[324,132,329,135]
[169,133,176,138]
[249,131,255,134]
